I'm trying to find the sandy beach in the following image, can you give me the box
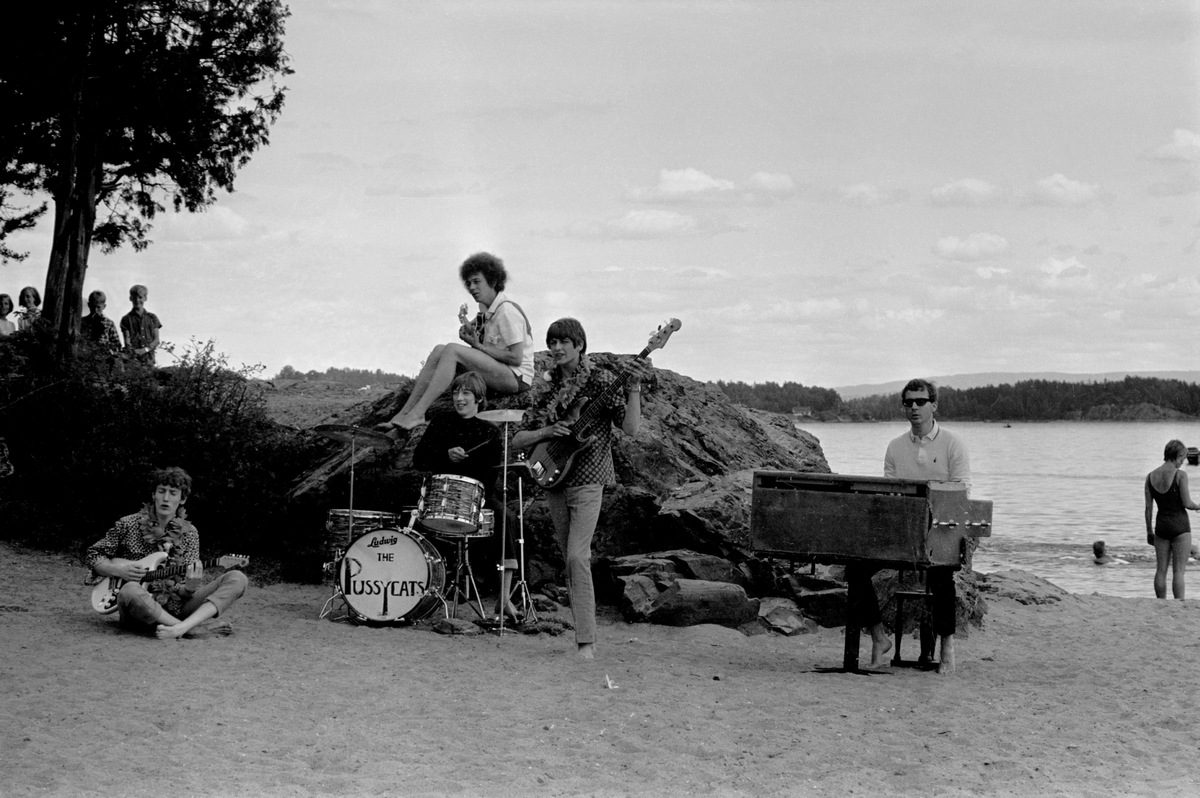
[3,540,1199,798]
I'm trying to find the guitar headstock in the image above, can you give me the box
[216,554,250,570]
[646,318,682,353]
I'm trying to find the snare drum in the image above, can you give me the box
[418,474,485,538]
[326,508,399,542]
[338,528,445,623]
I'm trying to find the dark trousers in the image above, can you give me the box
[845,565,957,637]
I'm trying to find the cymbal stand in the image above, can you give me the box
[508,465,538,624]
[319,433,359,620]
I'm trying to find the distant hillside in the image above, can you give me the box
[836,371,1200,399]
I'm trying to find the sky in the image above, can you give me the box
[5,0,1199,388]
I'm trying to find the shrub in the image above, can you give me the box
[0,337,321,578]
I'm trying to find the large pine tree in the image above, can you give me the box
[0,1,291,359]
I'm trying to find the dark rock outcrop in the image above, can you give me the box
[287,351,830,576]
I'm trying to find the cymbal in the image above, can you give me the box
[311,424,395,449]
[476,409,526,423]
[493,461,531,470]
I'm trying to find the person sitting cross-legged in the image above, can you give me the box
[85,467,247,640]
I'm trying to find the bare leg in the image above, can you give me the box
[494,561,520,621]
[394,343,519,429]
[868,623,892,666]
[387,345,447,426]
[937,634,956,675]
[156,600,218,639]
[1170,533,1190,599]
[1154,535,1173,599]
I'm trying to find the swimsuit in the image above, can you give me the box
[1150,471,1191,541]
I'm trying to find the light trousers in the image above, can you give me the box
[118,571,248,632]
[546,484,604,645]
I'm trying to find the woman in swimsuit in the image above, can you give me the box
[1145,439,1200,599]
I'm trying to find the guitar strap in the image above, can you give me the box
[480,298,533,338]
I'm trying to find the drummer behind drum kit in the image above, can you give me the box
[312,413,537,633]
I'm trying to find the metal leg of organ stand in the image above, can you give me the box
[319,436,359,620]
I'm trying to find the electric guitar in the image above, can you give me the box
[90,553,250,614]
[526,319,681,490]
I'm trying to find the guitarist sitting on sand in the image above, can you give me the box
[511,318,650,660]
[85,467,247,640]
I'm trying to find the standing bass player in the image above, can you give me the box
[511,318,651,660]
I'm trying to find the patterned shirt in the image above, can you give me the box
[523,358,627,488]
[85,508,201,616]
[81,312,122,353]
[120,308,161,364]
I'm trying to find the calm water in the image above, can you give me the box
[797,420,1200,598]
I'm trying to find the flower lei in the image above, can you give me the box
[138,503,193,606]
[539,354,595,426]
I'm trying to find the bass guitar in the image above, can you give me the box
[526,318,681,490]
[90,553,249,614]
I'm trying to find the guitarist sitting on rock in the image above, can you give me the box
[511,318,650,660]
[85,467,247,640]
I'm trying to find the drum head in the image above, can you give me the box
[338,529,445,623]
[419,474,485,537]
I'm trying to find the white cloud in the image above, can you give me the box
[1148,173,1200,196]
[748,172,796,195]
[632,168,735,202]
[606,209,699,237]
[1148,129,1200,162]
[933,232,1010,261]
[974,266,1011,279]
[161,206,251,241]
[1027,174,1100,206]
[1039,256,1089,278]
[630,168,796,204]
[838,183,909,206]
[930,178,1002,206]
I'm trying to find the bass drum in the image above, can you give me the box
[338,528,445,623]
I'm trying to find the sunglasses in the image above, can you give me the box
[901,398,932,408]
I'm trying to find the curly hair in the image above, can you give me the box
[151,467,193,501]
[459,252,507,293]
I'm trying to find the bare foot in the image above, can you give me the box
[937,634,956,675]
[156,622,189,640]
[868,624,892,667]
[396,414,427,431]
[870,637,893,667]
[577,643,595,660]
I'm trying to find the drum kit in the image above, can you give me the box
[313,411,537,633]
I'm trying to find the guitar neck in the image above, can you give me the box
[143,557,225,583]
[572,346,651,430]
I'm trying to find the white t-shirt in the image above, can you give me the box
[481,291,534,385]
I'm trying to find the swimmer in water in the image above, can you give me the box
[1092,540,1126,565]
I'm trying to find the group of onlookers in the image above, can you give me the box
[0,283,161,365]
[0,286,45,336]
